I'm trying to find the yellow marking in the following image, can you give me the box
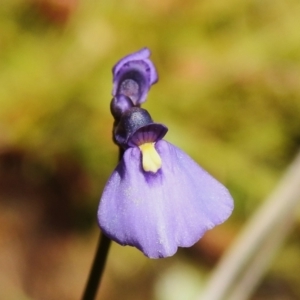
[139,143,162,173]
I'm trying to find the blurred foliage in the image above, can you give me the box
[1,0,300,299]
[1,0,300,214]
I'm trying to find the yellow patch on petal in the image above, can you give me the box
[139,143,162,173]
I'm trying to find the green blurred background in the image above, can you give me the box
[1,0,300,299]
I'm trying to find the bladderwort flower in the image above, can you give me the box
[98,107,233,258]
[97,48,234,259]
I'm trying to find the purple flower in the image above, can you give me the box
[98,108,234,258]
[112,48,158,106]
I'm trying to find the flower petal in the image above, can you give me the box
[112,48,158,85]
[112,48,158,105]
[98,141,233,258]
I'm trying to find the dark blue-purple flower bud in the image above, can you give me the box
[112,48,158,106]
[110,95,134,121]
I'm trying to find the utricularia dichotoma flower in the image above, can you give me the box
[98,48,234,259]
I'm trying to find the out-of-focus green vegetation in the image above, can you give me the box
[1,0,300,299]
[1,0,300,212]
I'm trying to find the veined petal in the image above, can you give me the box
[128,123,168,147]
[98,140,233,258]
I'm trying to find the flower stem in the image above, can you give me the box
[81,147,124,300]
[81,233,111,300]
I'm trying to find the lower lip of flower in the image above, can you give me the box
[139,142,162,173]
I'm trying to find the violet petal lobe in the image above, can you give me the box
[112,48,158,85]
[98,140,233,259]
[112,48,158,105]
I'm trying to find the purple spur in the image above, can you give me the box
[97,48,234,259]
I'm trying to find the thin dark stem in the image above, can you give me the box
[82,233,111,300]
[81,147,124,300]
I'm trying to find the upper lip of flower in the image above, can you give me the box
[128,123,168,174]
[113,107,168,149]
[127,123,168,147]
